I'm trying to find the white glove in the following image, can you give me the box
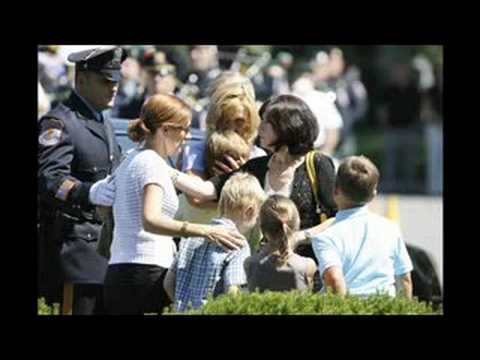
[89,175,116,206]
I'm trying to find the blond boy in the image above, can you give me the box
[164,172,266,312]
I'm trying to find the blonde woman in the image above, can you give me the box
[181,71,266,180]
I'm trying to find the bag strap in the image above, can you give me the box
[305,150,328,223]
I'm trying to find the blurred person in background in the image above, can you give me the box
[142,50,178,96]
[38,45,70,107]
[311,50,332,92]
[377,62,423,193]
[38,81,50,119]
[111,55,143,119]
[420,60,443,195]
[111,49,179,119]
[292,74,343,160]
[327,48,368,158]
[182,45,222,129]
[185,45,222,99]
[253,51,292,101]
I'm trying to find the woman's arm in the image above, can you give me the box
[293,218,335,249]
[181,154,247,206]
[183,170,220,209]
[167,168,218,202]
[143,184,245,250]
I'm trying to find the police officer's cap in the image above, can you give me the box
[68,46,127,82]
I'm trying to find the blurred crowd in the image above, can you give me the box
[38,45,443,195]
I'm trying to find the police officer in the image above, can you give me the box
[38,46,126,315]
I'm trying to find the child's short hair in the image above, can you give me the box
[336,155,380,204]
[259,195,300,266]
[218,172,266,216]
[205,130,251,178]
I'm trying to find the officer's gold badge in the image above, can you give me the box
[39,128,62,146]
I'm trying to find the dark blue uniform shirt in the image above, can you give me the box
[38,91,122,285]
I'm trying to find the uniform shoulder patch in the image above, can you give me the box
[39,128,63,146]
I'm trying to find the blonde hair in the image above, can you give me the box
[128,93,191,143]
[205,130,250,178]
[218,172,266,217]
[259,195,300,267]
[205,71,260,145]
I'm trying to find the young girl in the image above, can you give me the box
[244,195,317,292]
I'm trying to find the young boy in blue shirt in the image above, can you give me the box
[163,172,266,312]
[312,155,413,298]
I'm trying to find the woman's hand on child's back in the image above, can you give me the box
[204,225,247,251]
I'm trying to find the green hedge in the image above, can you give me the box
[38,291,442,315]
[164,291,441,315]
[38,298,60,315]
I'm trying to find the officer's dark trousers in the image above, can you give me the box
[66,284,105,315]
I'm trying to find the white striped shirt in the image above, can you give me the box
[110,148,178,268]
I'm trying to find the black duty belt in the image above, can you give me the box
[60,206,102,224]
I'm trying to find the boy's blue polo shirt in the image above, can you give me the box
[312,205,413,297]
